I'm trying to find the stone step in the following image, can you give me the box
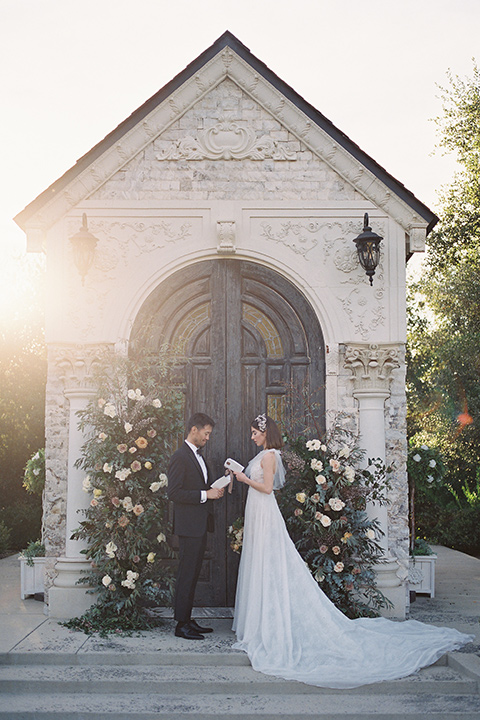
[1,690,480,719]
[0,662,477,696]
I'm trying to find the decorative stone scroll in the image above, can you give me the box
[155,119,297,161]
[343,343,401,392]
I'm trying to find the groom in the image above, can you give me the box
[167,412,224,640]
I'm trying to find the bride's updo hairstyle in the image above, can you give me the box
[252,414,283,450]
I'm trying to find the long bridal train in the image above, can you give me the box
[232,450,473,689]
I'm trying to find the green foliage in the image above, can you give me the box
[23,449,45,496]
[406,62,480,557]
[277,422,393,619]
[0,256,45,550]
[411,538,434,556]
[0,520,12,556]
[64,349,183,635]
[19,540,45,566]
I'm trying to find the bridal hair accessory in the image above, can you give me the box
[255,414,267,432]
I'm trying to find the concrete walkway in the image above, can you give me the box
[1,546,479,655]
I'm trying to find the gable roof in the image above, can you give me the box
[15,30,438,235]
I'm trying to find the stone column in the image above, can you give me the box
[344,343,406,618]
[48,346,104,619]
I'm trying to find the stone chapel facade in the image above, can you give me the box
[15,32,436,619]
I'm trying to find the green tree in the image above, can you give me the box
[407,62,480,554]
[0,256,46,551]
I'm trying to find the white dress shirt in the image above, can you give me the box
[185,440,208,503]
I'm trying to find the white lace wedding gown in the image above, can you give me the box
[232,450,473,689]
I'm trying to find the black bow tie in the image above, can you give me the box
[196,448,203,456]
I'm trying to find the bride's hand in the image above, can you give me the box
[235,471,249,484]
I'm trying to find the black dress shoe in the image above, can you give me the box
[189,618,213,634]
[174,623,204,640]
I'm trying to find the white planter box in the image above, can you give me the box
[408,554,436,598]
[20,557,46,599]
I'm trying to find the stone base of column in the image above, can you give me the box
[48,557,97,620]
[374,558,407,620]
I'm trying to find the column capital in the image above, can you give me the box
[343,342,403,393]
[49,342,114,392]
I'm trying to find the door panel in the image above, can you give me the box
[130,259,325,606]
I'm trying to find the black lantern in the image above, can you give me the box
[70,213,98,285]
[353,213,382,286]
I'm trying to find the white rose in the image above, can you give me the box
[421,444,429,450]
[366,528,375,540]
[98,432,107,442]
[344,466,355,482]
[147,552,156,563]
[103,463,113,474]
[321,445,327,453]
[102,575,112,587]
[426,475,434,483]
[105,541,117,558]
[334,562,344,573]
[115,468,132,482]
[152,399,162,408]
[316,474,326,485]
[103,403,116,418]
[124,422,133,434]
[127,389,136,400]
[158,473,168,487]
[320,514,331,527]
[122,496,134,512]
[157,533,166,543]
[150,481,161,492]
[311,459,323,472]
[328,497,345,511]
[338,445,350,458]
[429,459,437,468]
[82,476,92,492]
[413,454,421,462]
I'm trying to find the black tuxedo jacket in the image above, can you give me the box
[167,442,214,537]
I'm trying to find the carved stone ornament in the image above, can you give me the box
[343,343,402,392]
[155,119,297,161]
[217,221,236,254]
[50,344,113,391]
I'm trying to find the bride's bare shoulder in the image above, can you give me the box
[260,450,276,467]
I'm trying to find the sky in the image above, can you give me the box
[1,0,479,302]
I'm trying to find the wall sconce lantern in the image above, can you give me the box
[70,213,98,285]
[353,213,382,286]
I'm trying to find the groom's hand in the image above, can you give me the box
[206,487,225,500]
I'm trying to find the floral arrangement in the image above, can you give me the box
[407,444,445,488]
[227,517,244,554]
[277,422,393,618]
[63,350,183,635]
[23,448,45,496]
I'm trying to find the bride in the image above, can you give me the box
[231,414,473,689]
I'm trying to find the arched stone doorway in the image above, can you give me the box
[131,259,325,605]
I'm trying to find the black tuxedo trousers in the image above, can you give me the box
[167,443,214,622]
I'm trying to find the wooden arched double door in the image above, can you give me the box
[131,259,325,606]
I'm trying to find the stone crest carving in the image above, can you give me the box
[343,343,402,392]
[155,119,297,161]
[217,221,236,254]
